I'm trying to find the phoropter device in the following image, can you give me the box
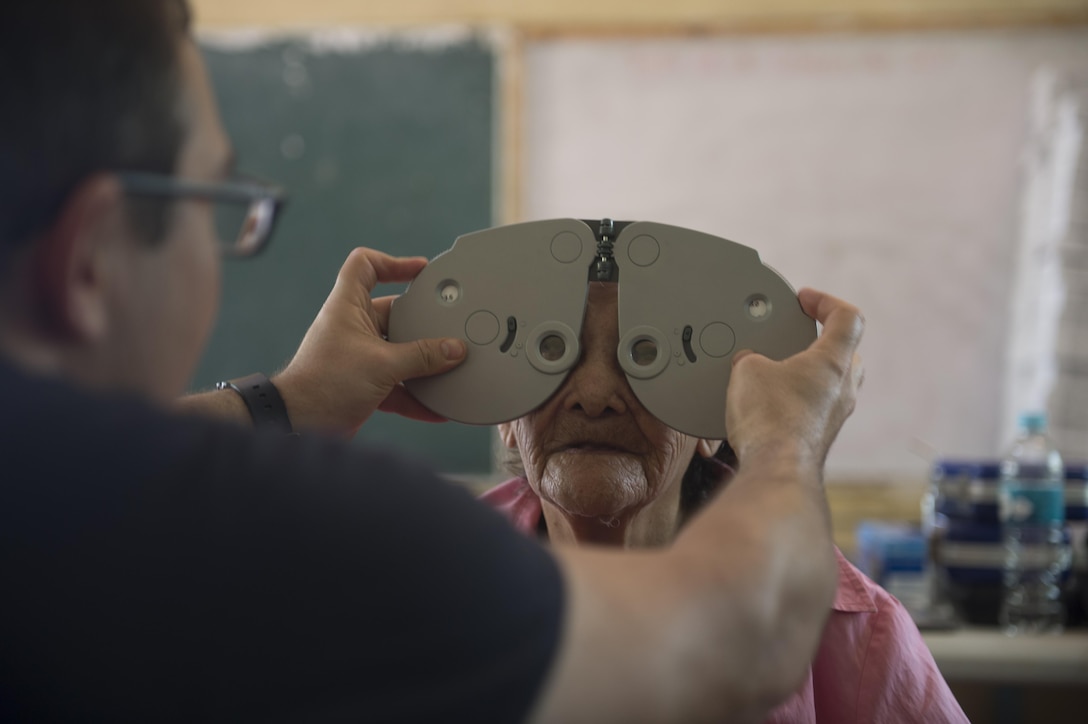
[387,219,816,439]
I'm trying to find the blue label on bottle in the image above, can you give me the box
[998,484,1064,525]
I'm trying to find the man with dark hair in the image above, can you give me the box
[0,1,867,721]
[1,0,192,259]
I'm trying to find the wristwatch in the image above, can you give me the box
[215,373,293,434]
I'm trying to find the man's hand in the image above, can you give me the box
[725,288,865,469]
[272,247,466,436]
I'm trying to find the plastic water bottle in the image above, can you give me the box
[998,412,1069,634]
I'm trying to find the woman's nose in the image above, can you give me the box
[561,345,630,418]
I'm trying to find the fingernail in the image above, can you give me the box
[442,339,465,360]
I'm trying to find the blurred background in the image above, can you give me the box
[188,2,1088,720]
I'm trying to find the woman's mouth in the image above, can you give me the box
[561,443,630,454]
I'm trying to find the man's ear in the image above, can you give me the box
[498,421,518,448]
[696,438,722,459]
[33,175,128,342]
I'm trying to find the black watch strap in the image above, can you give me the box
[215,373,293,434]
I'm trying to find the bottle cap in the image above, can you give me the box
[1017,411,1048,432]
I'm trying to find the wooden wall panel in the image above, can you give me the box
[191,0,1088,33]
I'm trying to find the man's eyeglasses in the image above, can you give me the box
[118,173,288,258]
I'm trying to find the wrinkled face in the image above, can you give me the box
[500,283,719,535]
[113,40,230,400]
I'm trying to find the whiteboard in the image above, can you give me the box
[521,29,1088,479]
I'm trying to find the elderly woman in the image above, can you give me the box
[482,282,967,723]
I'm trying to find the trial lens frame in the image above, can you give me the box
[118,172,288,258]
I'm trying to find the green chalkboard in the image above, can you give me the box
[191,34,494,473]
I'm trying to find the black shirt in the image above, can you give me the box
[0,359,563,722]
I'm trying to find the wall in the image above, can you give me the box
[521,30,1088,479]
[186,0,1088,490]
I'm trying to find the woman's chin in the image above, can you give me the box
[538,453,648,520]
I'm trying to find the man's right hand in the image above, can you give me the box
[271,247,466,437]
[724,288,865,470]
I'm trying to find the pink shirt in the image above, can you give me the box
[481,478,968,724]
